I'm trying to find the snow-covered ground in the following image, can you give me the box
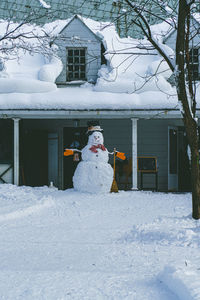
[0,184,199,299]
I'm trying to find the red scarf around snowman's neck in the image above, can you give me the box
[89,144,106,153]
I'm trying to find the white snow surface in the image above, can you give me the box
[38,56,63,83]
[0,15,199,110]
[0,184,199,299]
[0,78,56,93]
[0,87,179,110]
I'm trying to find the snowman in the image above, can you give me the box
[73,121,113,193]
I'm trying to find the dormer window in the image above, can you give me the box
[189,48,199,81]
[66,48,86,81]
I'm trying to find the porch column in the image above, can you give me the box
[13,118,20,185]
[131,118,138,190]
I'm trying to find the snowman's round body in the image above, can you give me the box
[73,131,113,193]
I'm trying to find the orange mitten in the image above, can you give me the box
[64,149,74,156]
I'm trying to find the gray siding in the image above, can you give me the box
[138,119,168,191]
[55,17,101,83]
[138,119,184,191]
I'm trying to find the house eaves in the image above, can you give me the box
[0,108,194,120]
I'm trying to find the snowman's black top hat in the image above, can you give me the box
[87,121,103,135]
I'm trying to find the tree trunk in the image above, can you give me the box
[176,0,200,219]
[185,118,200,219]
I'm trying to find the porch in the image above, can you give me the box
[0,112,192,192]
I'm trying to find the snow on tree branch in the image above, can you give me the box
[0,19,54,60]
[37,0,51,9]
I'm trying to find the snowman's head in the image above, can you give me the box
[88,131,104,145]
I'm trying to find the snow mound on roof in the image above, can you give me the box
[0,20,63,93]
[0,78,56,94]
[38,56,63,83]
[84,18,174,94]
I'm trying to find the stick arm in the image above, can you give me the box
[64,148,82,153]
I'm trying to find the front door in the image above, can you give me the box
[168,126,178,191]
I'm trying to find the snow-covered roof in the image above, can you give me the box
[193,13,200,24]
[0,86,179,111]
[55,15,102,42]
[163,13,200,43]
[0,15,198,113]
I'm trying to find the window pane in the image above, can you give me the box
[190,49,199,62]
[68,57,73,64]
[75,65,79,71]
[74,50,79,56]
[68,49,73,56]
[80,72,85,79]
[80,65,85,71]
[74,57,79,64]
[80,50,85,56]
[75,73,79,78]
[193,56,198,63]
[80,57,85,63]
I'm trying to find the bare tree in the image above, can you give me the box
[0,9,55,66]
[120,0,200,219]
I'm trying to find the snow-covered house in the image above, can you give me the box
[0,15,199,192]
[164,13,200,81]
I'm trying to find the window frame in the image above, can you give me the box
[189,48,199,81]
[66,47,87,82]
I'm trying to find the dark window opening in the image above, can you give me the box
[66,48,86,81]
[169,129,177,174]
[63,127,87,189]
[101,43,107,65]
[189,48,199,81]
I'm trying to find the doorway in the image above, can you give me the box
[63,127,87,189]
[168,126,193,192]
[20,129,48,186]
[168,126,178,191]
